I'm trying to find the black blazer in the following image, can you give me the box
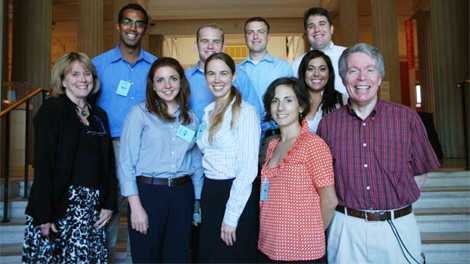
[26,95,117,226]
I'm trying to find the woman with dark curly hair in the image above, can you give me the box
[258,77,337,263]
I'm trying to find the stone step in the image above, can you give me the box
[414,191,470,209]
[416,214,470,233]
[425,171,470,188]
[422,243,470,264]
[0,181,33,202]
[0,198,28,220]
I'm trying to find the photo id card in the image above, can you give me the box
[176,125,196,143]
[116,80,131,97]
[261,177,269,201]
[196,122,207,140]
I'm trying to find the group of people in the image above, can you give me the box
[22,3,440,264]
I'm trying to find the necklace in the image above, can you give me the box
[75,103,90,116]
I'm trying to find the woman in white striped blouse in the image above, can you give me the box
[196,52,261,263]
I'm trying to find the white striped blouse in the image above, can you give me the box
[197,99,261,227]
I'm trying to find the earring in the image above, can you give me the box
[299,112,303,119]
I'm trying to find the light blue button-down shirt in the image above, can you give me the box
[237,52,293,103]
[118,102,204,199]
[185,62,264,123]
[237,52,293,131]
[92,45,157,138]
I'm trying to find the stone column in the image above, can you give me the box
[430,0,469,158]
[78,0,103,58]
[339,0,359,47]
[11,0,52,91]
[415,11,436,116]
[371,0,401,104]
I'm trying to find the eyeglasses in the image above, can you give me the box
[86,115,107,136]
[121,18,146,29]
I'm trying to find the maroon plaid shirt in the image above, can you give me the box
[318,98,440,210]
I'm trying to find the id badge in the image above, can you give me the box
[261,177,269,201]
[196,122,207,140]
[116,80,131,97]
[176,125,196,143]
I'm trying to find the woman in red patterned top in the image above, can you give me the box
[259,77,338,263]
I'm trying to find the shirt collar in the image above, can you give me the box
[188,61,204,77]
[346,96,382,118]
[110,44,151,64]
[309,41,335,52]
[242,51,274,65]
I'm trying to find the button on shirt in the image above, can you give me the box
[93,45,157,138]
[317,98,440,210]
[185,62,264,123]
[291,42,347,94]
[118,102,204,199]
[237,52,293,132]
[196,100,261,227]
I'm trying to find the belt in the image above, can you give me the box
[136,175,190,187]
[335,205,412,222]
[265,128,281,137]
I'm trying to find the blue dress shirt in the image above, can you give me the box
[92,45,157,138]
[237,52,293,103]
[237,52,293,132]
[118,102,204,199]
[185,62,264,123]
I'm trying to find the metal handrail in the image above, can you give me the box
[1,88,49,222]
[1,88,48,117]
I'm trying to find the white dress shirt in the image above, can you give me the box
[196,100,261,227]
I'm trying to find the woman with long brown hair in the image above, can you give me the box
[119,57,203,263]
[196,53,261,263]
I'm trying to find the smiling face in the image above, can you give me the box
[117,9,147,49]
[270,84,304,128]
[195,27,226,65]
[245,21,269,55]
[305,57,329,92]
[306,15,333,51]
[344,52,382,109]
[152,66,181,106]
[63,61,94,103]
[205,59,237,101]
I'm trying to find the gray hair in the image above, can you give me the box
[338,43,385,80]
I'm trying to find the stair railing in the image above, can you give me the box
[1,88,49,222]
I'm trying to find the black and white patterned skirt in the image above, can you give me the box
[22,186,108,264]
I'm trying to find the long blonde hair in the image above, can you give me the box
[204,53,242,144]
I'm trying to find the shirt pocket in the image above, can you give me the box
[374,140,407,174]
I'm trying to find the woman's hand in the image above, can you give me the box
[94,209,113,230]
[220,222,237,246]
[128,195,149,235]
[40,223,58,236]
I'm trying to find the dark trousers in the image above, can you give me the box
[128,181,194,263]
[257,251,326,264]
[199,177,260,263]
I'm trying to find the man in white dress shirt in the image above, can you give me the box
[291,7,347,94]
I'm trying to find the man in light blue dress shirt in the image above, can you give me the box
[92,3,157,263]
[237,17,294,165]
[184,23,264,123]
